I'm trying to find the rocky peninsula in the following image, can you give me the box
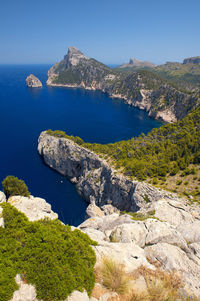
[26,74,42,88]
[46,47,199,123]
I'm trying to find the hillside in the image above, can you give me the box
[45,106,200,202]
[47,47,199,123]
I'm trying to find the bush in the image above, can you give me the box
[0,203,97,301]
[2,176,30,198]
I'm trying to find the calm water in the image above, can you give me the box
[0,65,161,225]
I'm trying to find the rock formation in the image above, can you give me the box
[26,74,42,87]
[119,57,156,69]
[183,56,200,65]
[38,131,178,212]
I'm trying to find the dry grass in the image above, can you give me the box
[96,257,131,295]
[95,258,199,301]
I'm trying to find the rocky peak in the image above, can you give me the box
[64,46,89,67]
[183,56,200,65]
[129,57,140,65]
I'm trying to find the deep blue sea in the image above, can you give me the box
[0,65,161,225]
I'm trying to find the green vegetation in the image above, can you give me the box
[152,62,200,91]
[2,176,30,198]
[121,210,158,221]
[47,107,200,182]
[0,203,97,301]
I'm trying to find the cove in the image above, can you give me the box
[0,65,161,225]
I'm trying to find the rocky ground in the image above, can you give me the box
[1,189,200,300]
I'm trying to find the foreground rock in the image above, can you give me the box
[1,186,200,298]
[79,199,200,297]
[26,74,42,87]
[8,195,58,221]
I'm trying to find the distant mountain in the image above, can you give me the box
[183,56,200,65]
[153,57,200,90]
[47,47,199,123]
[117,58,156,70]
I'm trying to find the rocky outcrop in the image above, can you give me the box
[119,57,156,69]
[2,185,200,298]
[26,74,42,88]
[38,131,178,212]
[183,56,200,65]
[46,47,199,123]
[8,195,58,221]
[0,191,6,203]
[78,198,200,297]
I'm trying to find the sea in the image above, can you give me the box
[0,64,161,225]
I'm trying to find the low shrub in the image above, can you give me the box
[2,176,30,197]
[0,203,97,301]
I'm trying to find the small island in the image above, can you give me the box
[26,74,42,87]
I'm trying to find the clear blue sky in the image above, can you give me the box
[0,0,199,64]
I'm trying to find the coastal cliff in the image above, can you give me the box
[46,47,199,123]
[38,131,175,212]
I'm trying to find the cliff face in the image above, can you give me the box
[183,56,200,65]
[47,47,199,123]
[38,131,182,212]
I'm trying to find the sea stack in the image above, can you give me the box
[26,74,42,87]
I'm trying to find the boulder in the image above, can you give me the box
[66,290,89,301]
[145,242,200,296]
[0,206,4,227]
[145,219,188,250]
[94,241,153,273]
[10,274,37,301]
[109,222,147,247]
[0,191,6,203]
[8,195,58,221]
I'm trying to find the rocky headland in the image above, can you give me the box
[46,47,199,123]
[26,74,42,88]
[36,130,200,297]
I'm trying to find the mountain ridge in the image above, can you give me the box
[47,47,200,123]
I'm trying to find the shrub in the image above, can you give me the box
[2,176,30,198]
[0,203,97,301]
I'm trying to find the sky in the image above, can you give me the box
[0,0,200,65]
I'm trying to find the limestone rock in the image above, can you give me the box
[66,290,90,301]
[86,202,104,218]
[145,219,188,250]
[101,204,120,215]
[11,275,37,301]
[0,191,6,203]
[154,199,194,227]
[94,241,153,273]
[177,221,200,243]
[26,74,42,88]
[145,242,200,296]
[0,206,4,227]
[8,195,58,221]
[109,222,147,247]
